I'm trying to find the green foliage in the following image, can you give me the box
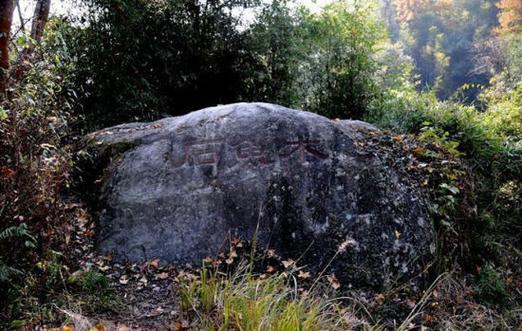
[367,55,521,311]
[0,16,78,323]
[69,0,261,130]
[68,269,110,293]
[0,224,36,283]
[296,1,385,119]
[481,84,522,137]
[245,0,303,106]
[477,264,510,307]
[64,0,386,129]
[66,269,118,313]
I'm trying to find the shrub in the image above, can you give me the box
[0,18,78,322]
[367,80,521,310]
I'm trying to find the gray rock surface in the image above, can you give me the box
[84,103,433,289]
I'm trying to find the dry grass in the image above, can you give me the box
[177,262,374,331]
[175,261,521,331]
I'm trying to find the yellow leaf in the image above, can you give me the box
[149,259,160,269]
[88,323,105,331]
[413,146,426,156]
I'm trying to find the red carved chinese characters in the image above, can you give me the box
[172,137,329,170]
[278,139,329,162]
[236,141,273,166]
[172,140,223,168]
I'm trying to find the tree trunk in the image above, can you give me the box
[0,0,15,95]
[14,0,51,80]
[28,0,51,52]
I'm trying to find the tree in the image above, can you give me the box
[16,0,51,79]
[246,0,303,106]
[498,0,522,34]
[0,0,14,94]
[69,0,272,129]
[380,0,400,41]
[393,0,500,101]
[394,0,430,23]
[297,1,385,119]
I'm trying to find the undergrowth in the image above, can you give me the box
[368,88,522,310]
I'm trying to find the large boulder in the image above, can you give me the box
[82,103,434,289]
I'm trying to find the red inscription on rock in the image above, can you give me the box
[279,139,329,162]
[236,141,273,166]
[172,140,223,168]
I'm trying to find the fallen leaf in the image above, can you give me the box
[422,313,434,323]
[97,265,110,272]
[375,293,385,305]
[157,272,170,279]
[149,259,160,269]
[119,275,129,285]
[170,320,190,330]
[266,265,275,273]
[282,259,295,269]
[88,323,104,331]
[0,166,15,178]
[413,146,426,156]
[327,274,341,289]
[298,271,310,279]
[406,298,416,309]
[62,326,74,331]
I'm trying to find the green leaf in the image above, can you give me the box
[0,106,8,121]
[16,35,27,47]
[440,183,460,195]
[10,320,26,328]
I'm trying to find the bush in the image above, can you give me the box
[367,79,521,307]
[0,18,78,322]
